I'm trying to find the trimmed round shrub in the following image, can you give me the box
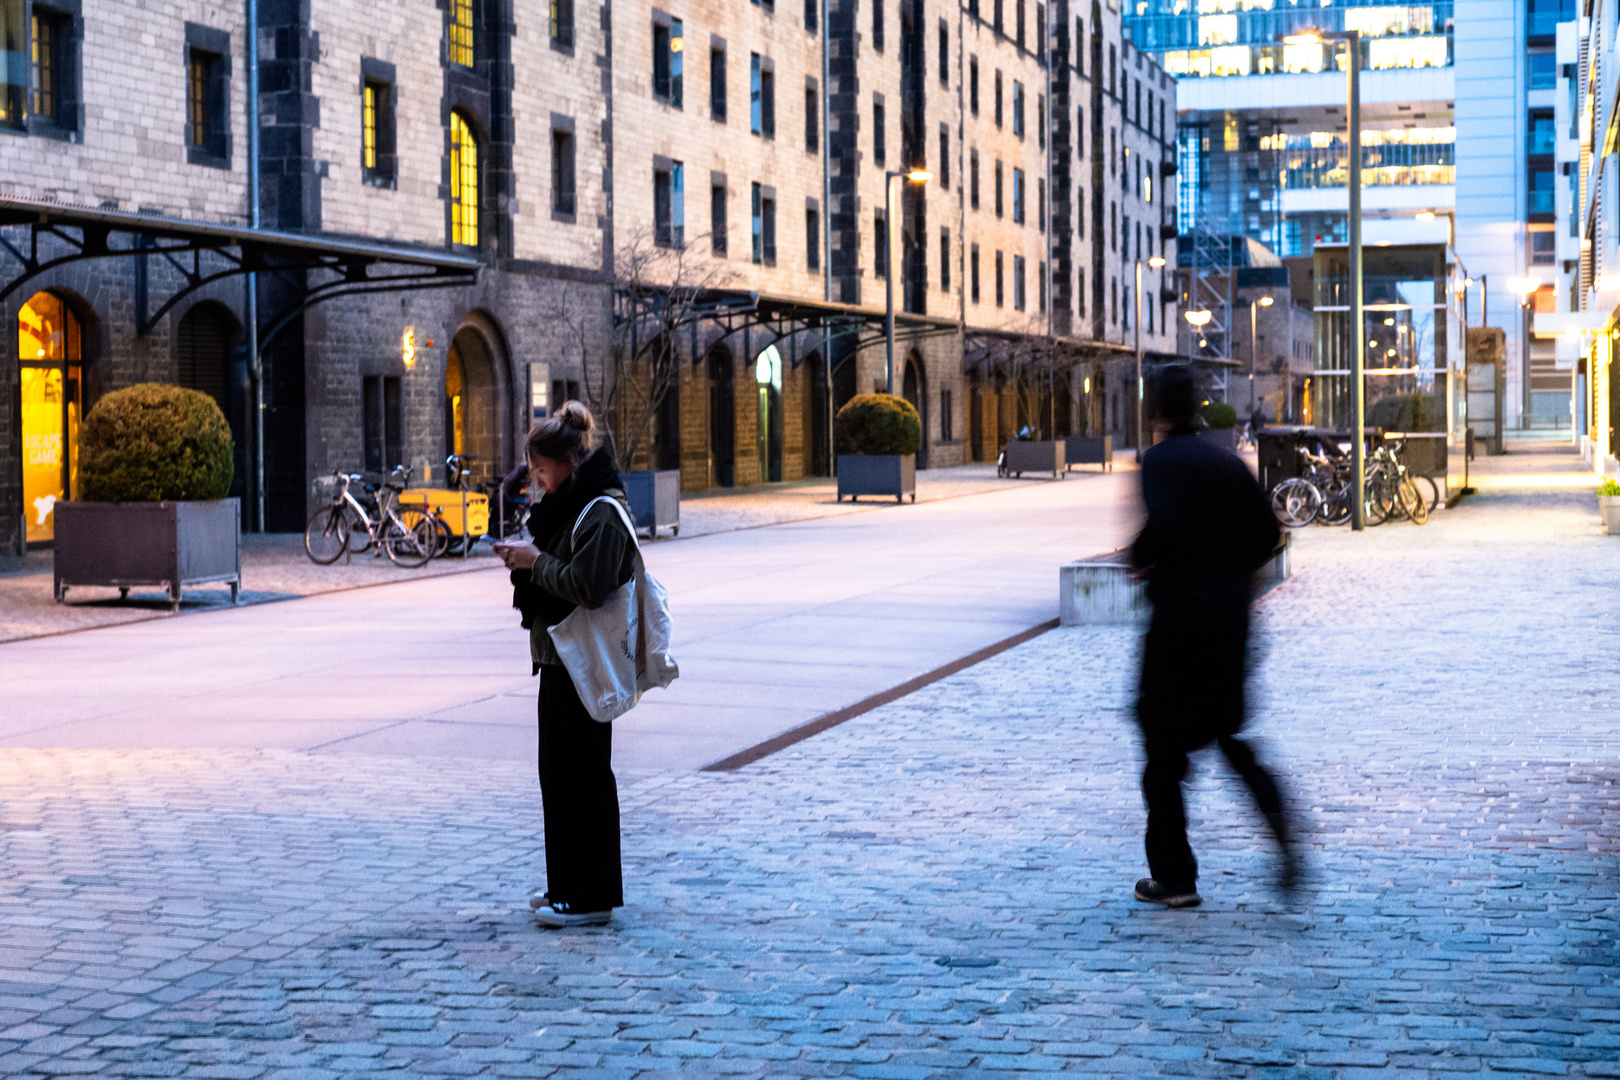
[1201,401,1238,430]
[835,393,922,456]
[80,383,234,502]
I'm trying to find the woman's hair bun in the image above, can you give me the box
[556,400,593,432]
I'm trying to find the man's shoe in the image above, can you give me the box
[527,888,549,911]
[534,900,613,928]
[1135,878,1202,908]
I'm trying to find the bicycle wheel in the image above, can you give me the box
[1415,474,1440,514]
[1317,476,1352,526]
[382,515,433,568]
[1366,476,1397,524]
[344,504,373,553]
[1400,476,1429,525]
[304,506,350,564]
[1269,478,1322,528]
[419,515,453,559]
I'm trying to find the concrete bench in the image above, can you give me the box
[1059,533,1292,626]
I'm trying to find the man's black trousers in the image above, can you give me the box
[1137,618,1285,893]
[1141,729,1284,893]
[538,664,624,911]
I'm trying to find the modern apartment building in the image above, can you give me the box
[1127,0,1455,258]
[1454,0,1575,430]
[1563,0,1619,473]
[1,1,1177,557]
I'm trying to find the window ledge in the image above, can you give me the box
[551,208,578,224]
[28,121,78,143]
[363,174,398,190]
[187,145,231,170]
[550,37,575,56]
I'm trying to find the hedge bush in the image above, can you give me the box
[834,393,922,456]
[1366,392,1439,433]
[80,383,234,502]
[1201,401,1238,430]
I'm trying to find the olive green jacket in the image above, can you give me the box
[528,490,637,668]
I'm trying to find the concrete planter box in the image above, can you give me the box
[1001,440,1067,479]
[1059,533,1291,626]
[54,499,241,612]
[622,469,681,537]
[1064,435,1113,473]
[1601,494,1620,535]
[1200,427,1238,452]
[837,454,916,503]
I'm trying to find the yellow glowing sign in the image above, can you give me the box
[402,326,417,368]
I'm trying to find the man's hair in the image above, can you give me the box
[1153,365,1199,424]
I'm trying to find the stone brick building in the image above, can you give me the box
[2,0,1178,555]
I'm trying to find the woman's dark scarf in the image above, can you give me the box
[511,447,621,629]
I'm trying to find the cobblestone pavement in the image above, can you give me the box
[0,468,1615,1078]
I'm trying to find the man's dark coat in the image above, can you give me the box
[1130,426,1281,749]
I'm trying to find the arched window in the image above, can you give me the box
[450,111,479,247]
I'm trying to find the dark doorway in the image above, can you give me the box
[805,349,830,476]
[653,336,681,471]
[902,352,928,468]
[707,344,735,487]
[969,370,984,461]
[176,301,245,502]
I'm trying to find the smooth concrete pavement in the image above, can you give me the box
[0,468,1141,770]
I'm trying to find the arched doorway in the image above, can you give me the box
[707,344,735,487]
[18,291,84,544]
[445,327,498,484]
[902,352,928,468]
[755,345,783,482]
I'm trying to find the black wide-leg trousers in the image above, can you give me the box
[538,664,624,911]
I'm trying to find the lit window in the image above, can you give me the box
[188,54,209,147]
[362,84,377,171]
[449,0,475,68]
[450,112,479,246]
[31,12,55,118]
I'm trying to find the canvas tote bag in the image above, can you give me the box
[548,496,679,722]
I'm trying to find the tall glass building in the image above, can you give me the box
[1126,0,1458,257]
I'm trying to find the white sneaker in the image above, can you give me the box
[527,888,549,911]
[534,900,613,928]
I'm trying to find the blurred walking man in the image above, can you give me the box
[1129,365,1298,908]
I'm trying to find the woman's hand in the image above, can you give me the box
[495,541,542,571]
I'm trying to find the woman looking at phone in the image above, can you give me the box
[495,401,634,927]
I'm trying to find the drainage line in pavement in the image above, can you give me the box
[700,617,1062,772]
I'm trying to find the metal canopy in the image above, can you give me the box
[0,195,480,344]
[614,285,961,370]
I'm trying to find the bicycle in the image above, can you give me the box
[1269,447,1352,527]
[304,465,436,566]
[1364,439,1428,526]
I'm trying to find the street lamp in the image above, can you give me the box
[1281,27,1364,528]
[1135,254,1167,461]
[1506,274,1542,428]
[1249,294,1274,414]
[884,169,933,395]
